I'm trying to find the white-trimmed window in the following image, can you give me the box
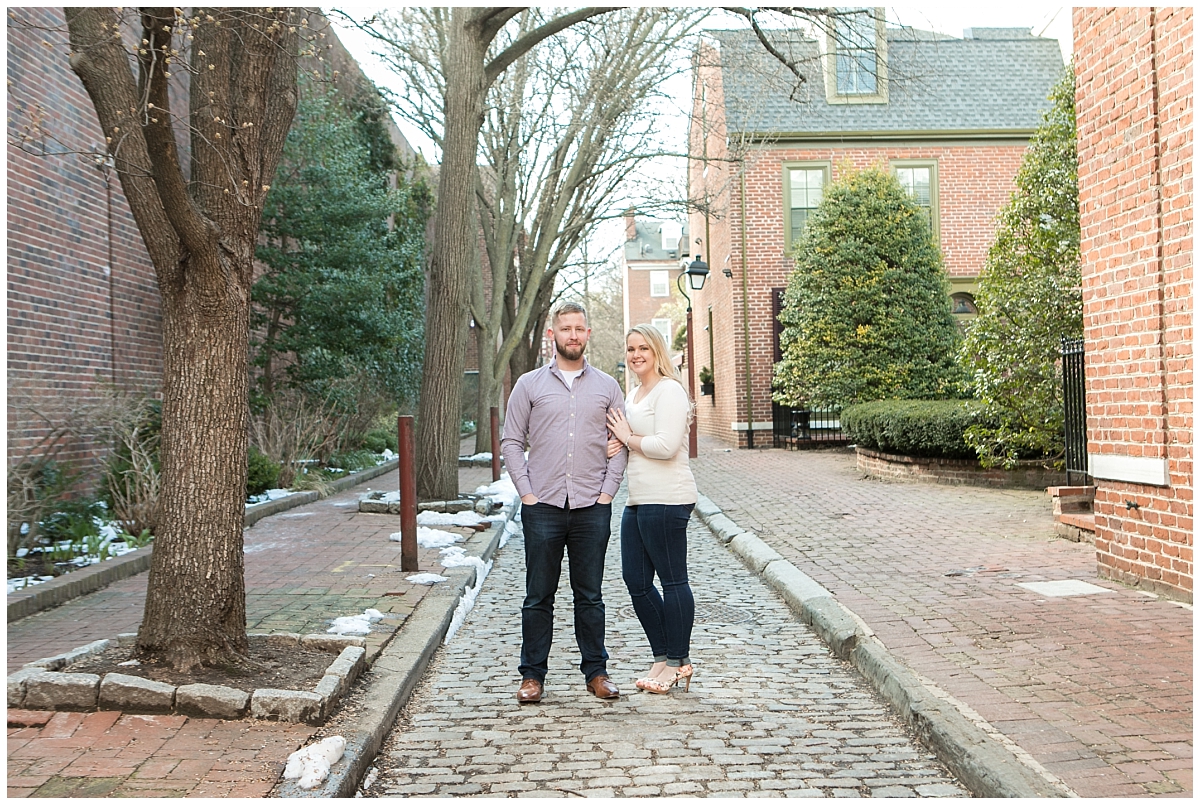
[784,165,829,247]
[652,318,672,343]
[649,270,670,297]
[893,161,939,242]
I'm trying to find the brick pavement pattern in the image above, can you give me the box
[690,443,1192,798]
[6,463,492,797]
[7,709,313,798]
[363,489,967,798]
[7,466,492,673]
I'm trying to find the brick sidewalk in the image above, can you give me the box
[690,440,1192,798]
[6,463,494,798]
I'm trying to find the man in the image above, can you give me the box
[501,300,627,703]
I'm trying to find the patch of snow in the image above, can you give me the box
[388,527,462,548]
[284,735,346,790]
[118,659,141,667]
[246,488,294,506]
[417,510,500,527]
[327,608,384,635]
[379,448,396,461]
[6,575,57,595]
[406,572,447,585]
[443,547,493,643]
[464,451,492,461]
[500,518,520,549]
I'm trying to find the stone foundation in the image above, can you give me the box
[856,447,1063,490]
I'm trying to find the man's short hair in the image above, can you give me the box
[550,300,588,326]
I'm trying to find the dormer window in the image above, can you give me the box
[835,11,877,94]
[823,7,888,105]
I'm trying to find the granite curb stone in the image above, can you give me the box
[727,531,784,572]
[7,460,401,623]
[7,631,374,722]
[22,671,101,710]
[693,492,1069,799]
[98,672,176,712]
[175,683,250,719]
[276,501,515,798]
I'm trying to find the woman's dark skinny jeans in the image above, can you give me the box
[621,503,695,667]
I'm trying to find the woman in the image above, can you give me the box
[606,324,697,694]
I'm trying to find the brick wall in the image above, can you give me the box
[688,41,1030,447]
[7,9,164,479]
[1074,7,1193,601]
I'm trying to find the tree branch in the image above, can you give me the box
[484,7,615,87]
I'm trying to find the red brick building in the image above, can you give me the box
[686,17,1064,446]
[7,10,415,478]
[1074,7,1193,602]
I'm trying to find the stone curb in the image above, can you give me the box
[7,548,152,623]
[8,634,367,723]
[6,460,402,624]
[276,505,515,798]
[693,492,1071,799]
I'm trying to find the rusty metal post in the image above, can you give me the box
[490,406,501,482]
[686,305,698,459]
[397,415,418,572]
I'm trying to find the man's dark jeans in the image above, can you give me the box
[519,501,613,683]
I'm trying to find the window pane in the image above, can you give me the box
[896,166,933,230]
[788,168,825,246]
[834,12,876,95]
[650,270,669,297]
[652,318,672,343]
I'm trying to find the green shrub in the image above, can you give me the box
[361,427,398,454]
[961,65,1081,467]
[329,449,377,472]
[247,446,282,497]
[842,399,992,460]
[773,165,966,409]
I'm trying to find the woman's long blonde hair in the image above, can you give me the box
[628,324,695,425]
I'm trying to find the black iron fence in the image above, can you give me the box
[772,403,847,449]
[1061,337,1090,485]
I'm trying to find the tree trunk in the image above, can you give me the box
[138,253,251,668]
[416,11,487,500]
[65,7,299,670]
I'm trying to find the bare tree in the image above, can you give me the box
[347,7,617,499]
[431,9,705,451]
[59,7,306,670]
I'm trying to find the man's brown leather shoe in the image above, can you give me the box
[516,678,543,703]
[586,675,620,699]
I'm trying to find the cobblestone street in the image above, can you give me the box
[363,491,967,798]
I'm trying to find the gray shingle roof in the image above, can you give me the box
[711,26,1064,136]
[625,219,690,263]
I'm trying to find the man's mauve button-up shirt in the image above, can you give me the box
[501,358,627,508]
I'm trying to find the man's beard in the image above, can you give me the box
[555,337,585,361]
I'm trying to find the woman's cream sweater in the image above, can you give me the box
[624,378,697,506]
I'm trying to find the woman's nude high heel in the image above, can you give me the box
[639,664,694,695]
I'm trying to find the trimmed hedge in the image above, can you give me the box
[841,399,990,460]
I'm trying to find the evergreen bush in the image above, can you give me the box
[246,446,282,497]
[361,428,398,454]
[961,66,1081,468]
[842,399,990,459]
[773,166,965,410]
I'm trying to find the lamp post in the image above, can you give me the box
[677,255,709,459]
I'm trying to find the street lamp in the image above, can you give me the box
[677,255,709,459]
